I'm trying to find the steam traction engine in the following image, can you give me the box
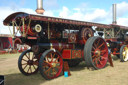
[3,12,128,80]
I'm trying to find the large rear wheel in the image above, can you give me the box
[84,36,108,69]
[39,49,63,80]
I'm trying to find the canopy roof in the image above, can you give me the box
[3,12,128,29]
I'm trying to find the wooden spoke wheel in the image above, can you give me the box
[18,49,39,75]
[39,49,63,80]
[80,28,94,43]
[120,45,128,62]
[67,60,81,67]
[84,36,108,69]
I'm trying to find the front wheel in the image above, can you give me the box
[120,45,128,62]
[39,49,63,80]
[18,49,39,75]
[84,36,108,69]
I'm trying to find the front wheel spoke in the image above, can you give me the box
[33,65,36,70]
[27,66,30,73]
[22,59,28,62]
[33,60,38,66]
[25,55,30,60]
[31,53,34,60]
[30,66,32,73]
[23,64,28,70]
[22,63,27,65]
[28,53,30,60]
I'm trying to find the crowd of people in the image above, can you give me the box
[7,44,30,53]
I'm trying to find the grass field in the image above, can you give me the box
[0,53,128,85]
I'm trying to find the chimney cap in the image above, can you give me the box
[35,8,45,14]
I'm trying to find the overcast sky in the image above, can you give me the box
[0,0,128,34]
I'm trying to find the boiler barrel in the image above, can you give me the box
[32,43,73,54]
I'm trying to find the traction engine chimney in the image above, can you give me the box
[35,0,45,14]
[112,4,117,24]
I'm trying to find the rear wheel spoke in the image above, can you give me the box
[56,65,60,69]
[92,54,96,58]
[46,56,50,62]
[95,59,98,67]
[97,43,104,49]
[101,57,107,60]
[51,54,55,62]
[44,61,51,66]
[45,67,52,74]
[98,59,102,65]
[97,39,100,46]
[51,54,54,62]
[52,68,57,76]
[55,56,59,63]
[94,43,97,48]
[93,57,96,62]
[92,46,96,50]
[101,49,107,53]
